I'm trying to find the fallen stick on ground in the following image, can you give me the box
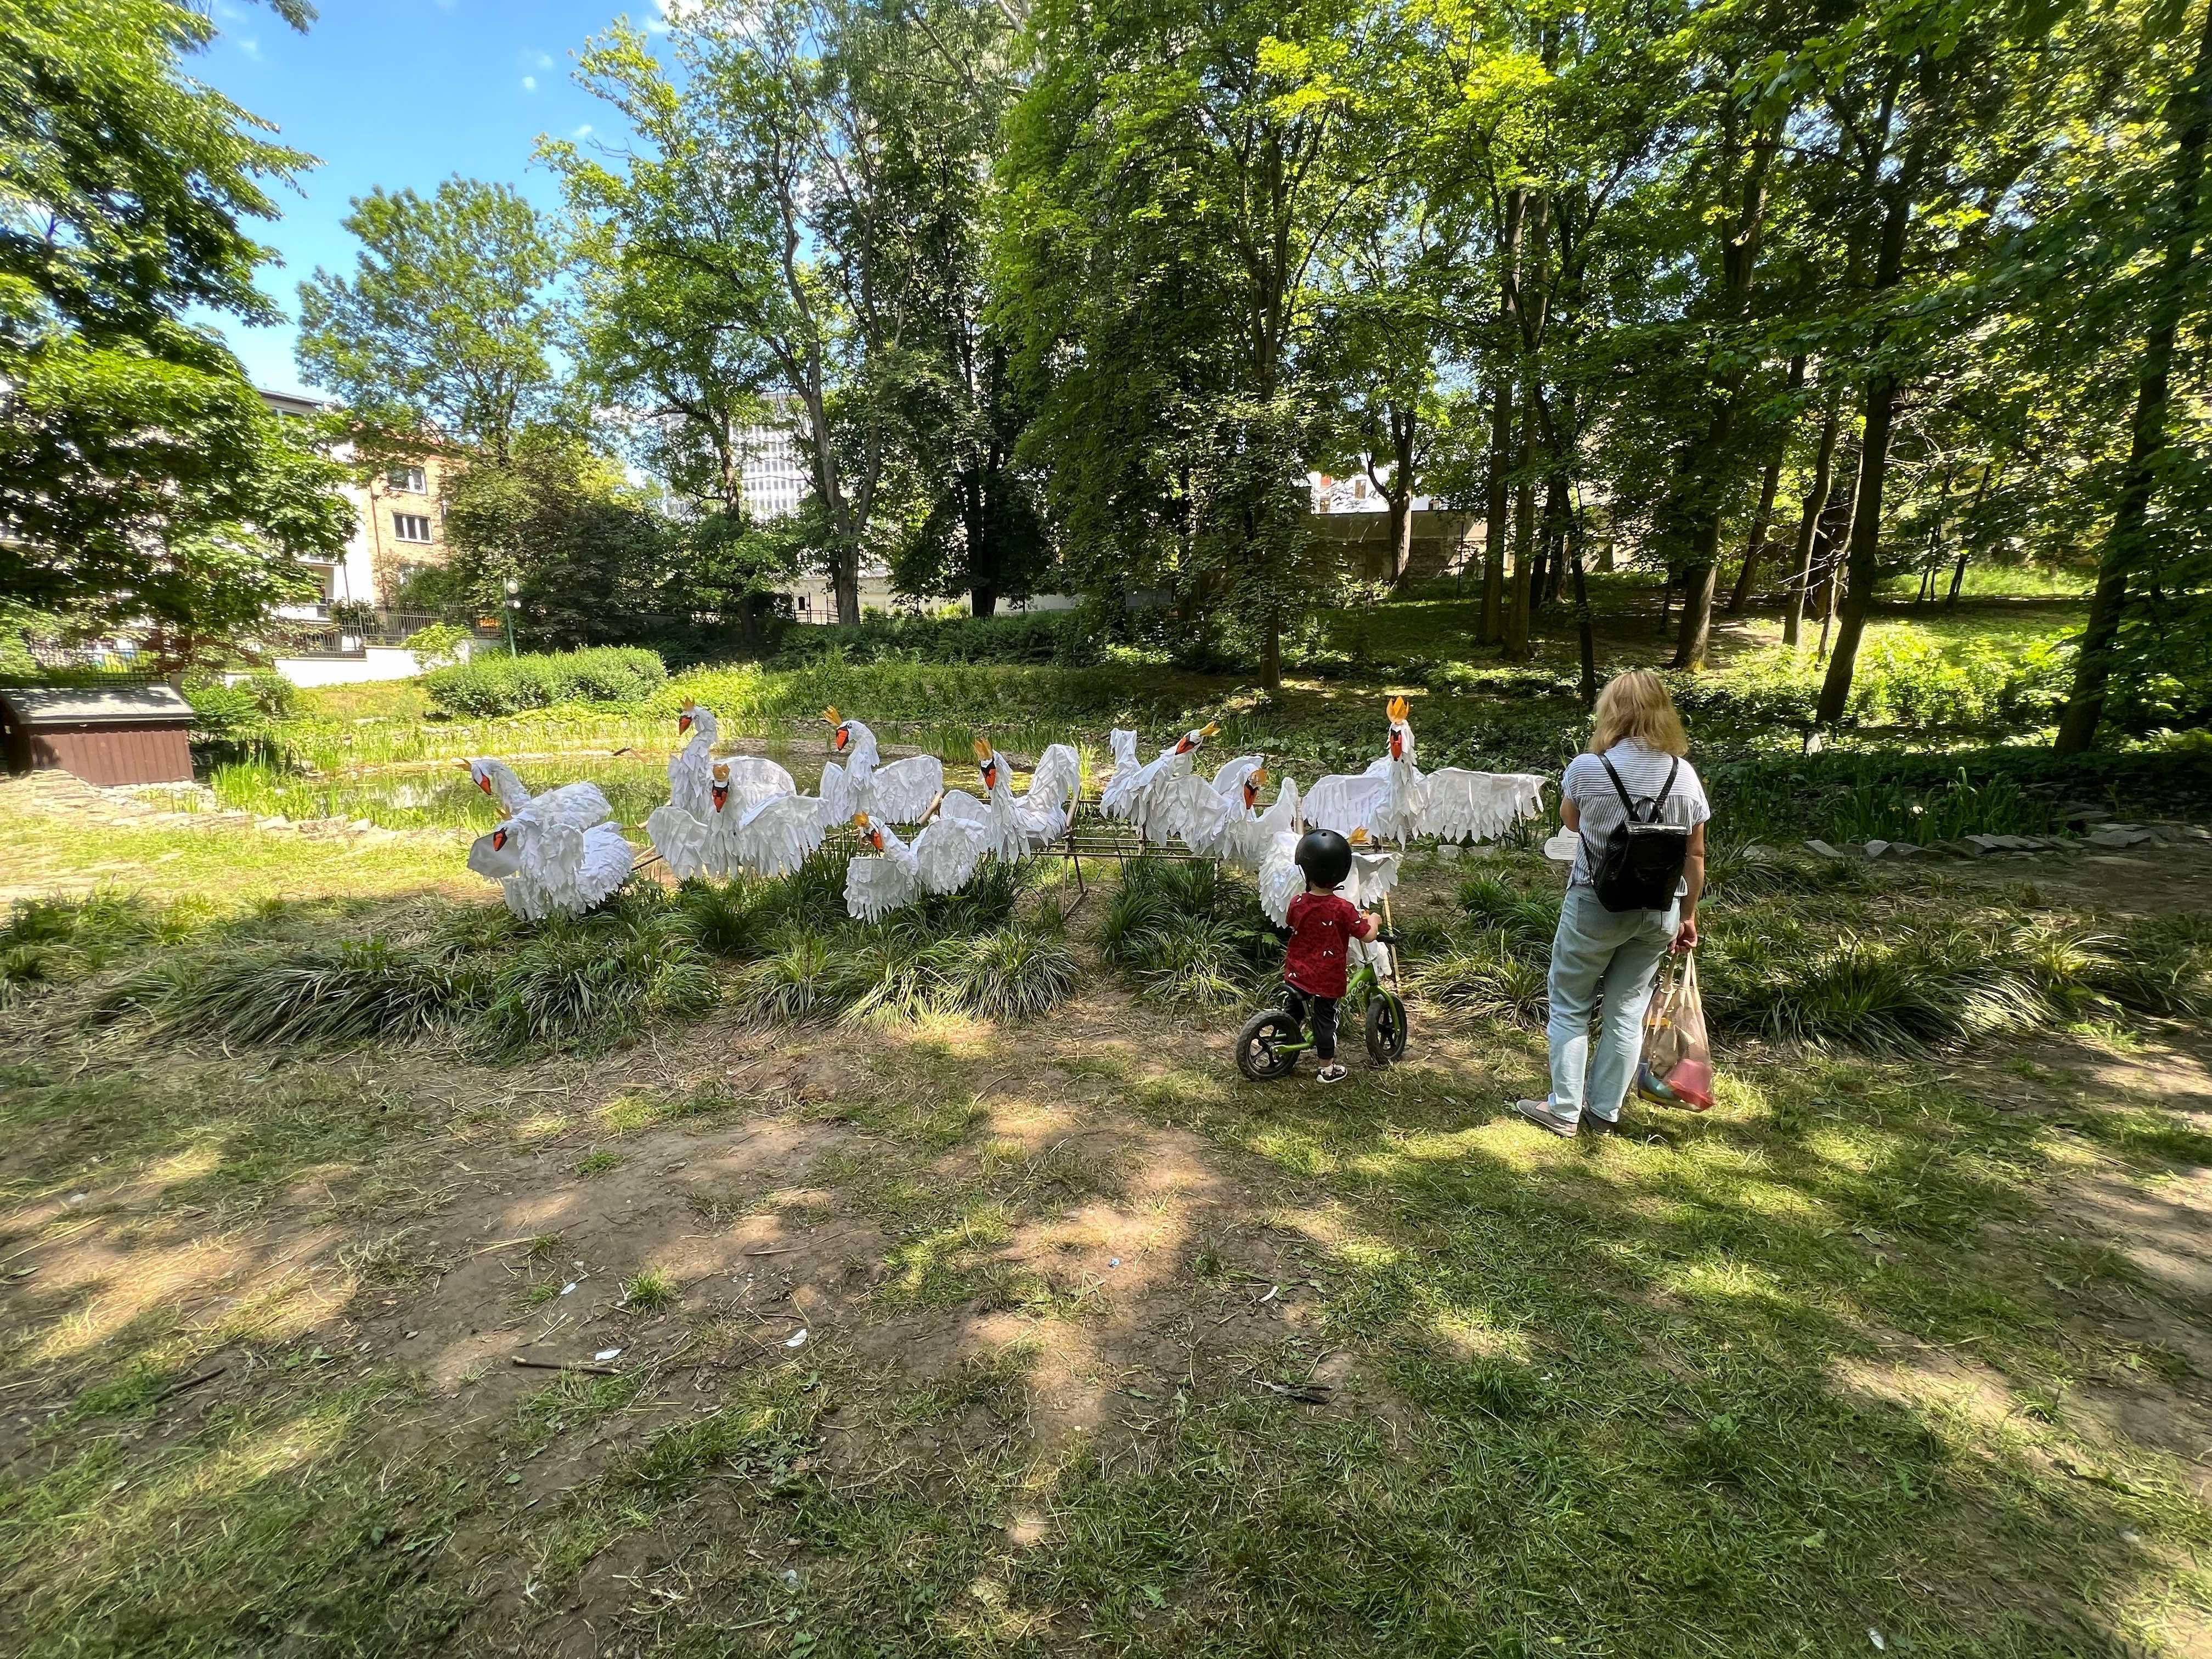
[510,1356,619,1378]
[152,1365,227,1403]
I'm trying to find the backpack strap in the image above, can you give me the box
[1598,754,1637,814]
[1600,753,1681,826]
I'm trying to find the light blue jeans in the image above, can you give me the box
[1545,884,1677,1124]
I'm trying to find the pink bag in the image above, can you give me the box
[1638,951,1714,1110]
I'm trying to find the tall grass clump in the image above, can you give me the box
[1100,857,1279,1007]
[1408,928,1548,1026]
[471,905,717,1059]
[1700,917,2057,1052]
[729,866,1074,1026]
[0,890,189,1005]
[1826,768,2057,846]
[426,646,667,717]
[1453,873,1561,946]
[131,937,476,1047]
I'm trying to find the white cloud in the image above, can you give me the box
[649,0,704,31]
[534,50,554,69]
[237,35,261,58]
[521,75,537,92]
[572,123,594,138]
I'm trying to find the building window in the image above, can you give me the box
[387,466,427,494]
[393,512,434,543]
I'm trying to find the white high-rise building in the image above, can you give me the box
[737,396,811,522]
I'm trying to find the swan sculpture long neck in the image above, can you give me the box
[476,758,532,814]
[843,720,881,779]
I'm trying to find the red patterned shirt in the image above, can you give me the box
[1284,891,1373,1000]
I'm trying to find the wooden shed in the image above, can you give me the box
[0,685,196,786]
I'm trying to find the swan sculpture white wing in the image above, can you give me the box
[721,755,798,817]
[1304,697,1545,846]
[1148,772,1234,855]
[1124,723,1217,842]
[731,791,827,878]
[461,757,612,830]
[467,815,634,919]
[843,812,988,921]
[1150,751,1269,856]
[1026,742,1084,824]
[1099,729,1145,819]
[822,708,944,824]
[645,802,716,881]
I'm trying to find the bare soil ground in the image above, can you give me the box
[3,808,2210,1655]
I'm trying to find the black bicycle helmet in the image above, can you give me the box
[1294,827,1353,890]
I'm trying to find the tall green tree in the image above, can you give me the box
[296,178,573,461]
[2056,0,2212,748]
[561,0,971,626]
[1003,0,1389,685]
[0,0,350,668]
[1808,0,2079,726]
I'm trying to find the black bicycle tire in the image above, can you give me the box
[1364,992,1409,1065]
[1237,1009,1302,1081]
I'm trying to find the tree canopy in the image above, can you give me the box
[0,0,351,668]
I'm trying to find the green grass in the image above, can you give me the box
[6,624,2212,1656]
[4,851,2211,1652]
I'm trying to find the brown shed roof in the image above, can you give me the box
[0,684,194,729]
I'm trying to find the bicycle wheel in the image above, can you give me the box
[1237,1008,1303,1081]
[1364,991,1409,1065]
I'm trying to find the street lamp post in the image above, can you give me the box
[504,579,520,658]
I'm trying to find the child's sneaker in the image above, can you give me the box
[1316,1063,1349,1084]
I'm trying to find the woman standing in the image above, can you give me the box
[1516,669,1707,1137]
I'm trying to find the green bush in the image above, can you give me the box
[471,906,716,1058]
[183,670,297,750]
[769,610,1096,669]
[404,622,471,671]
[425,646,667,716]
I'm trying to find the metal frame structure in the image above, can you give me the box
[1048,789,1209,917]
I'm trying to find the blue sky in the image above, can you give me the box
[193,0,653,398]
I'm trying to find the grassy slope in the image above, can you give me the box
[1,806,2208,1655]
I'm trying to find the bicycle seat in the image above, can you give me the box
[1373,929,1404,946]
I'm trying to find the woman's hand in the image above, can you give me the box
[1672,914,1699,953]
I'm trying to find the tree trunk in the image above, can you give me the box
[1814,446,1861,665]
[1815,136,1922,725]
[1672,529,1725,669]
[2058,0,2212,750]
[1481,371,1511,642]
[1544,478,1570,607]
[1668,111,1780,672]
[1730,352,1806,614]
[1815,382,1897,717]
[1506,376,1537,657]
[1262,616,1283,690]
[1386,410,1419,586]
[970,585,998,617]
[1915,465,1954,607]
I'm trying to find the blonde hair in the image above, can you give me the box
[1590,669,1688,756]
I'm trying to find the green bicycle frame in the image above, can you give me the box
[1262,958,1386,1058]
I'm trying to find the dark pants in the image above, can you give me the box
[1284,985,1340,1061]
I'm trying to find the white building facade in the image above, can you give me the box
[736,396,811,522]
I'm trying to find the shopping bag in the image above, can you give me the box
[1637,951,1715,1110]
